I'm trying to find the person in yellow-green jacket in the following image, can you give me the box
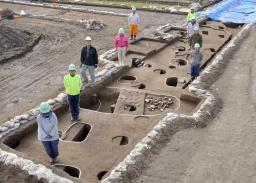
[64,64,81,121]
[187,7,197,22]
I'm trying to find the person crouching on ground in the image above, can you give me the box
[80,36,98,89]
[128,6,140,40]
[37,102,59,164]
[190,43,203,80]
[64,64,81,121]
[115,28,129,66]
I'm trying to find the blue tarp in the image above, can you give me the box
[203,0,256,23]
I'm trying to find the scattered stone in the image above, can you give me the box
[0,126,8,132]
[20,114,29,120]
[20,120,28,124]
[3,121,16,128]
[47,99,55,105]
[78,19,105,30]
[145,95,174,112]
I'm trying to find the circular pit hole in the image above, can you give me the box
[97,171,108,180]
[176,46,186,52]
[219,26,224,30]
[166,77,178,87]
[153,69,166,74]
[112,136,129,145]
[54,165,81,178]
[202,30,208,35]
[144,64,152,68]
[124,104,136,111]
[169,65,176,69]
[138,83,146,89]
[210,48,216,52]
[120,75,136,81]
[172,59,187,66]
[218,34,225,38]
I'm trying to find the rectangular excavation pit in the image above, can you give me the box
[128,45,156,56]
[113,89,145,115]
[131,38,167,51]
[80,89,119,113]
[60,122,91,142]
[54,164,81,179]
[178,93,202,113]
[165,28,187,38]
[111,51,145,63]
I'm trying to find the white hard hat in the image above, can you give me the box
[85,36,92,41]
[118,28,125,34]
[193,26,199,31]
[132,6,136,11]
[194,43,200,48]
[68,64,76,71]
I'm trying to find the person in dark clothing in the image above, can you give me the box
[80,36,98,90]
[190,26,203,49]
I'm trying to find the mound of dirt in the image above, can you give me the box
[0,8,15,19]
[0,163,47,183]
[0,25,41,63]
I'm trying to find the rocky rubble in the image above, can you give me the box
[0,149,73,183]
[145,95,174,112]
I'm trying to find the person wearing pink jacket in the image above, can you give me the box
[115,28,129,66]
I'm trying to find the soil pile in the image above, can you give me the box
[0,25,41,63]
[0,9,15,19]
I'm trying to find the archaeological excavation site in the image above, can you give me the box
[0,0,255,182]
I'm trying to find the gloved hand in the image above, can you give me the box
[94,64,98,68]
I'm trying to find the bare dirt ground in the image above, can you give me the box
[0,2,185,124]
[135,25,256,183]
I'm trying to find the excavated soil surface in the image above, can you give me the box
[2,20,239,183]
[12,110,162,182]
[0,163,47,183]
[0,2,185,125]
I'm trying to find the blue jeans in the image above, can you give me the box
[68,94,80,119]
[42,139,59,159]
[80,64,95,84]
[191,64,200,77]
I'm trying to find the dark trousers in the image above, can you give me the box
[42,139,59,159]
[68,94,80,119]
[191,64,200,77]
